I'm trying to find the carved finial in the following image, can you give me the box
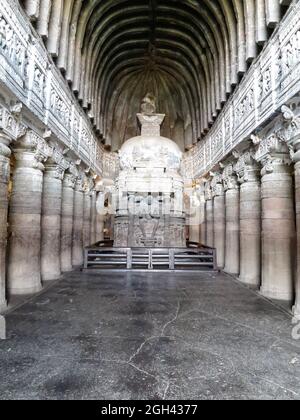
[17,124,27,139]
[140,93,156,114]
[281,105,294,122]
[10,102,22,117]
[62,147,70,156]
[251,134,260,145]
[75,159,81,166]
[43,129,52,140]
[219,162,225,169]
[232,149,240,159]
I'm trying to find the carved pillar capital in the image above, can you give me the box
[44,149,69,180]
[254,133,292,175]
[234,149,260,183]
[0,133,12,158]
[204,180,212,201]
[211,172,224,197]
[75,175,85,192]
[13,130,52,171]
[222,162,239,191]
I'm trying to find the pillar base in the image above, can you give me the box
[61,265,74,273]
[42,272,61,282]
[0,315,5,340]
[239,276,260,288]
[293,304,300,321]
[224,268,239,276]
[9,283,43,296]
[260,287,293,303]
[0,300,7,314]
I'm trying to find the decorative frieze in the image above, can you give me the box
[0,0,105,176]
[183,0,300,179]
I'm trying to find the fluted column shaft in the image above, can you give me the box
[206,199,214,248]
[189,224,200,243]
[90,190,97,245]
[61,173,75,272]
[83,190,92,247]
[223,168,240,275]
[96,214,105,242]
[200,201,207,245]
[260,162,295,301]
[189,190,201,243]
[41,163,64,281]
[72,179,84,266]
[96,191,105,242]
[0,135,12,310]
[8,138,45,295]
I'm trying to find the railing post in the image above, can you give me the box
[149,249,153,270]
[83,248,88,269]
[213,248,218,271]
[169,249,175,270]
[127,248,132,270]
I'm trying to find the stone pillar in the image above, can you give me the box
[205,181,214,247]
[61,170,76,272]
[90,189,97,244]
[255,134,295,301]
[279,106,300,318]
[83,187,92,247]
[72,178,84,267]
[0,134,12,310]
[96,214,105,242]
[293,157,300,319]
[189,188,201,243]
[7,133,46,295]
[235,151,261,287]
[200,201,206,245]
[41,158,66,281]
[223,164,240,275]
[96,191,105,242]
[189,224,200,243]
[212,174,225,269]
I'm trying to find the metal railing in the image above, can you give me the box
[83,243,217,272]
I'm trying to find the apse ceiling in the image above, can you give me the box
[23,0,288,151]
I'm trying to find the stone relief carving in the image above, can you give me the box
[0,0,105,176]
[1,0,300,183]
[178,0,300,179]
[234,149,259,183]
[254,133,292,173]
[222,163,238,191]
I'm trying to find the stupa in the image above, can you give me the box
[114,94,186,248]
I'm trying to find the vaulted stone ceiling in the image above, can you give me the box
[22,0,289,151]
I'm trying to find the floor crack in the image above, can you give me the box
[161,300,181,336]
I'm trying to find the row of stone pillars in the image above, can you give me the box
[0,130,104,311]
[196,126,300,320]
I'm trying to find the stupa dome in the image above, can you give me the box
[119,100,182,171]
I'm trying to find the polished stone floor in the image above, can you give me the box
[0,271,300,400]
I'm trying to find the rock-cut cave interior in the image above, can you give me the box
[0,0,299,401]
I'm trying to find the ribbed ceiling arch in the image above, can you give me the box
[22,0,289,151]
